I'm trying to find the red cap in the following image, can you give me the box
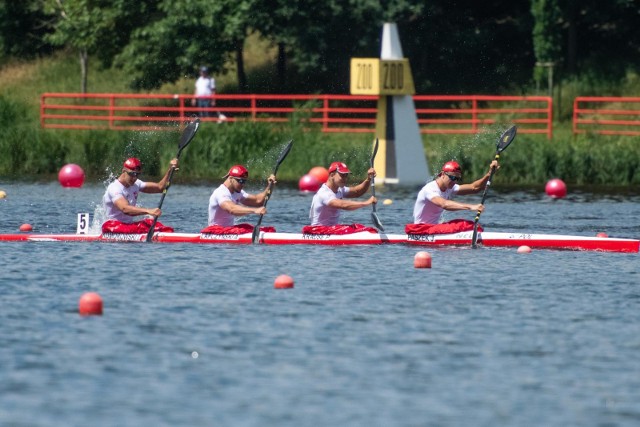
[328,162,351,174]
[123,157,142,171]
[223,164,249,179]
[441,160,462,176]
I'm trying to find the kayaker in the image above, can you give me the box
[101,157,178,233]
[407,160,499,234]
[304,161,377,234]
[203,165,276,233]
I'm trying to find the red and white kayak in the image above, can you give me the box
[0,230,637,252]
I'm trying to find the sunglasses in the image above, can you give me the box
[445,174,461,182]
[233,177,247,184]
[126,171,142,177]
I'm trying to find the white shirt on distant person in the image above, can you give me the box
[195,76,215,97]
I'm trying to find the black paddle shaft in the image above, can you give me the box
[146,117,200,242]
[252,140,294,244]
[370,138,384,231]
[471,125,517,248]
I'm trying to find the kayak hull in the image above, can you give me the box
[0,231,637,252]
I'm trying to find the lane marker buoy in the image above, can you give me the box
[414,251,432,268]
[79,292,103,315]
[274,275,295,289]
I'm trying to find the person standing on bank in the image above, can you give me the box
[192,66,215,118]
[407,159,499,235]
[101,157,178,234]
[304,161,377,234]
[202,165,277,234]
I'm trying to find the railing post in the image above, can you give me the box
[472,98,478,134]
[251,96,257,121]
[40,94,45,128]
[109,96,115,130]
[572,97,578,136]
[547,96,553,140]
[323,96,329,132]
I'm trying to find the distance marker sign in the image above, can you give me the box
[350,58,415,96]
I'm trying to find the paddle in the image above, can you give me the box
[145,116,201,242]
[370,138,384,231]
[251,139,294,244]
[471,125,517,248]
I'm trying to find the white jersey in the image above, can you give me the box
[194,76,215,97]
[413,180,460,224]
[102,179,147,223]
[208,184,249,226]
[309,183,350,226]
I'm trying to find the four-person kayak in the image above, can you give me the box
[0,230,637,252]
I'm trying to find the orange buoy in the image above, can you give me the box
[596,232,608,238]
[517,245,532,253]
[19,223,33,232]
[413,251,432,268]
[298,174,321,192]
[308,166,329,183]
[545,178,567,199]
[58,163,85,188]
[79,292,103,315]
[0,190,6,199]
[274,274,295,289]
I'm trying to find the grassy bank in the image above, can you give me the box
[1,52,639,186]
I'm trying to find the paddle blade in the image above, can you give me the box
[496,125,517,153]
[251,224,261,244]
[273,140,293,175]
[372,212,384,232]
[178,116,201,153]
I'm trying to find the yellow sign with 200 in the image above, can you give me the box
[350,58,415,95]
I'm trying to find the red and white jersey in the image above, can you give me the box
[102,179,147,223]
[208,184,248,226]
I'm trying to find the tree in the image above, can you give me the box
[42,0,155,93]
[115,0,240,91]
[0,0,53,59]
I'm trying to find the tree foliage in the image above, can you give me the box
[2,0,639,94]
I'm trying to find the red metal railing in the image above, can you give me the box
[573,97,640,136]
[40,93,553,138]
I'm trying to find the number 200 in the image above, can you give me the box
[355,63,374,89]
[382,62,404,90]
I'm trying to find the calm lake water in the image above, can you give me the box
[1,181,639,427]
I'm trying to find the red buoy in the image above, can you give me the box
[308,166,329,184]
[58,164,85,188]
[274,275,295,289]
[19,223,33,232]
[298,174,321,192]
[596,232,608,238]
[517,245,532,253]
[79,292,103,315]
[413,251,432,268]
[545,178,567,199]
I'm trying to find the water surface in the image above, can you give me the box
[1,182,638,426]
